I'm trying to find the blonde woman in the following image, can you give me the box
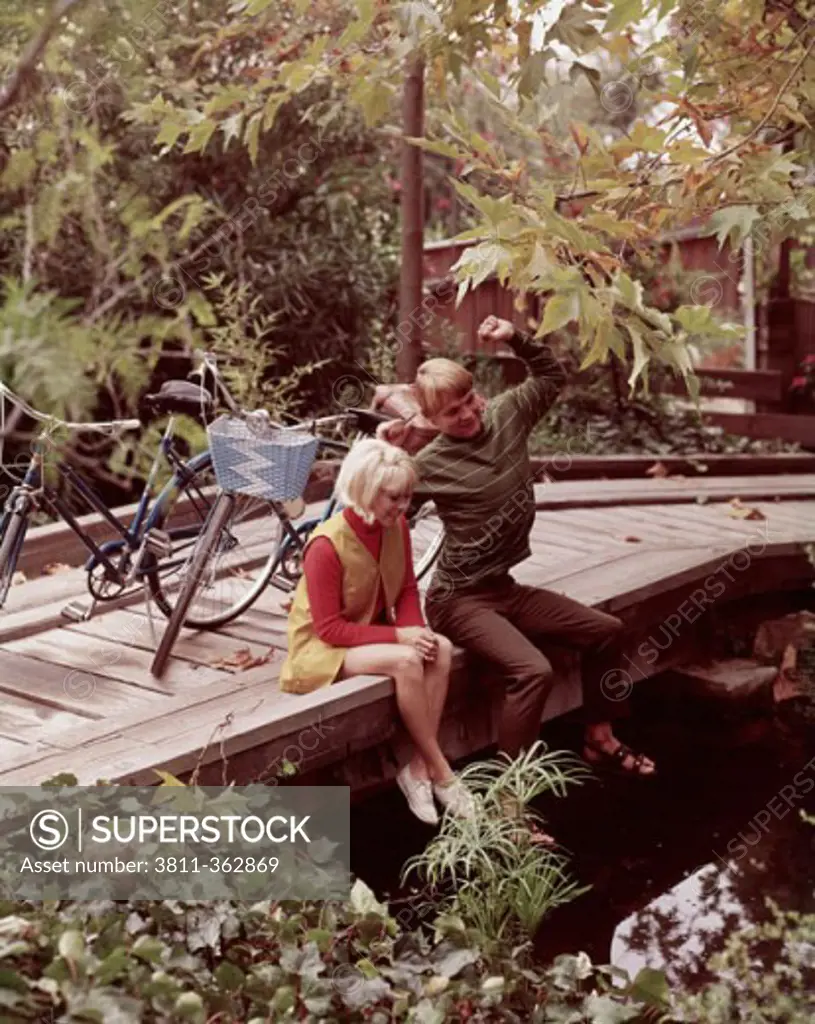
[280,439,473,824]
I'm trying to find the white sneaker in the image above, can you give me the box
[396,764,439,825]
[433,777,476,819]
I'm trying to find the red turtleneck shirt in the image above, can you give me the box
[302,507,425,647]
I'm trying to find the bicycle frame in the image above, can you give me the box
[0,417,204,591]
[89,423,214,580]
[267,438,350,581]
[0,350,244,599]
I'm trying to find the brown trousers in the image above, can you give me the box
[425,574,626,757]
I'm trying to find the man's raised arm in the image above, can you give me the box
[479,315,568,430]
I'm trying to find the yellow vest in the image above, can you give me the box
[279,512,406,694]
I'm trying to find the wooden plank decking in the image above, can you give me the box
[0,474,814,788]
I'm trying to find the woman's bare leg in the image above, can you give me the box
[341,644,452,782]
[405,635,453,780]
[424,634,453,735]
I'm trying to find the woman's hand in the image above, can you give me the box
[396,626,439,662]
[478,315,515,347]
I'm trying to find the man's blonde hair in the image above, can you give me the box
[336,438,417,523]
[414,358,473,418]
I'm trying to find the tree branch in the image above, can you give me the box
[0,0,87,117]
[709,31,815,166]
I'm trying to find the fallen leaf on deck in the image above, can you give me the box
[43,562,73,575]
[11,571,26,586]
[727,497,766,520]
[210,647,276,671]
[624,535,642,543]
[646,461,668,478]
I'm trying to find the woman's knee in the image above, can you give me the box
[393,647,425,679]
[434,634,454,661]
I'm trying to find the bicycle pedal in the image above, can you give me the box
[143,528,174,558]
[61,599,96,622]
[270,572,297,594]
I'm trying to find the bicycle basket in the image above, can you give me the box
[207,416,319,501]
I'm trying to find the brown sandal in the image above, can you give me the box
[584,740,656,778]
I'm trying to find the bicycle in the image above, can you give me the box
[270,407,444,595]
[0,353,283,626]
[149,406,445,677]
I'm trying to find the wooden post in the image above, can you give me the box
[396,52,425,382]
[764,236,797,412]
[763,136,797,412]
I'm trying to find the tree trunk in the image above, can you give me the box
[396,52,425,382]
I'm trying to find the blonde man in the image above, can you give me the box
[382,316,655,780]
[280,439,473,824]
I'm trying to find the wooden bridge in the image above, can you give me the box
[1,464,814,792]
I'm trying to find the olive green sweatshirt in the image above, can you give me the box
[413,330,567,595]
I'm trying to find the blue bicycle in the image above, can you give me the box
[0,353,288,628]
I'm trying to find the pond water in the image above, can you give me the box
[350,683,815,983]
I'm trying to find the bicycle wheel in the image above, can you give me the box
[147,452,283,629]
[0,511,28,608]
[151,493,235,678]
[409,502,443,581]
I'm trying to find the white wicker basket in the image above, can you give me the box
[207,416,319,501]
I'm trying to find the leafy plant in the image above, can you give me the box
[403,743,591,950]
[673,899,815,1023]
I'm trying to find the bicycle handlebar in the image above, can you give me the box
[0,383,142,435]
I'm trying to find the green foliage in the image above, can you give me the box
[192,273,324,417]
[673,900,815,1022]
[0,0,401,506]
[0,889,678,1023]
[0,870,810,1021]
[403,743,591,950]
[177,0,815,389]
[531,383,804,458]
[0,761,812,1021]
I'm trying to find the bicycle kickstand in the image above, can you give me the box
[142,576,159,649]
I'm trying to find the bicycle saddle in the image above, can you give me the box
[142,380,214,418]
[347,407,394,436]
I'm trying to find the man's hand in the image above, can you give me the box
[396,626,439,662]
[478,315,515,347]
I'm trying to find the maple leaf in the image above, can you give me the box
[646,461,669,478]
[211,647,277,671]
[710,206,761,251]
[727,498,766,520]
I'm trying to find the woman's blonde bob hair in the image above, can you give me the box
[414,358,473,418]
[336,438,417,522]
